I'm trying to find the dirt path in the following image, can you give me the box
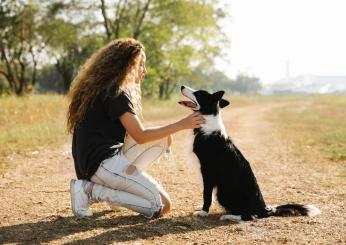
[0,102,345,244]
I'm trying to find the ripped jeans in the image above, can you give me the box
[90,135,169,218]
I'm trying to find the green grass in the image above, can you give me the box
[271,95,346,163]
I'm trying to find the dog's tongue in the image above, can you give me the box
[178,100,197,108]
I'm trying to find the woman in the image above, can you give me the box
[67,38,205,219]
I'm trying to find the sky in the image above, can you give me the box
[217,0,346,84]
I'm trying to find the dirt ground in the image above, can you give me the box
[0,102,345,244]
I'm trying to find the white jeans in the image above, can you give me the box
[90,135,169,218]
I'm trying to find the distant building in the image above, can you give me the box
[262,75,346,95]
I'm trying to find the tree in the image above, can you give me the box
[186,69,262,94]
[42,2,103,91]
[0,1,56,95]
[97,0,228,99]
[232,74,262,94]
[45,19,101,91]
[1,2,35,95]
[54,35,103,91]
[0,0,230,97]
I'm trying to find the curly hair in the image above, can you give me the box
[67,38,145,133]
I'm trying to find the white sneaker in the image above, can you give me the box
[70,179,93,217]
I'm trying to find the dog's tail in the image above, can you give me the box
[267,204,321,217]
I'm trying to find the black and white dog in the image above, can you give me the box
[179,85,320,222]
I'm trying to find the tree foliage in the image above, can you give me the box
[187,69,262,94]
[1,0,231,98]
[97,0,228,99]
[231,74,262,94]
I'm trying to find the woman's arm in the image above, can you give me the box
[119,111,205,144]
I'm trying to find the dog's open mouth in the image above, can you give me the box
[179,86,199,110]
[178,100,197,109]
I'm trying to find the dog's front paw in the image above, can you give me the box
[193,210,209,217]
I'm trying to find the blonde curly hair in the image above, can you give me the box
[67,38,144,133]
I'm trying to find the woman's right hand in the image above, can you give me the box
[177,112,205,130]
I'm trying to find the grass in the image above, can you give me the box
[1,93,345,175]
[142,94,187,122]
[0,94,69,152]
[270,95,346,165]
[0,94,69,172]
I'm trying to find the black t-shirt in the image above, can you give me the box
[72,87,135,180]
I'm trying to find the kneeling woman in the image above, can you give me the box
[67,38,205,218]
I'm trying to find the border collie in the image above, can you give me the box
[179,85,321,222]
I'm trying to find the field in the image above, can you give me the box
[0,94,345,244]
[0,95,69,174]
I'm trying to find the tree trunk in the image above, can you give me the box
[164,79,170,99]
[133,0,152,39]
[159,83,164,99]
[56,58,74,93]
[62,69,73,92]
[114,0,128,38]
[100,0,111,41]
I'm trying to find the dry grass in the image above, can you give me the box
[142,95,187,122]
[0,95,69,173]
[0,94,68,150]
[270,95,346,166]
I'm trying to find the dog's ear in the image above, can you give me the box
[213,91,225,101]
[213,91,229,108]
[220,99,230,108]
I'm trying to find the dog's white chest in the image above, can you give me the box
[201,114,227,137]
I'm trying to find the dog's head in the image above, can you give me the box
[179,85,230,115]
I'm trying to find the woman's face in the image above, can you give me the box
[135,52,147,84]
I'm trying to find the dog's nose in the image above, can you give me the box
[181,85,185,91]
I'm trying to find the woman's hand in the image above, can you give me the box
[177,112,205,130]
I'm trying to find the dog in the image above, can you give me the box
[178,85,321,222]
